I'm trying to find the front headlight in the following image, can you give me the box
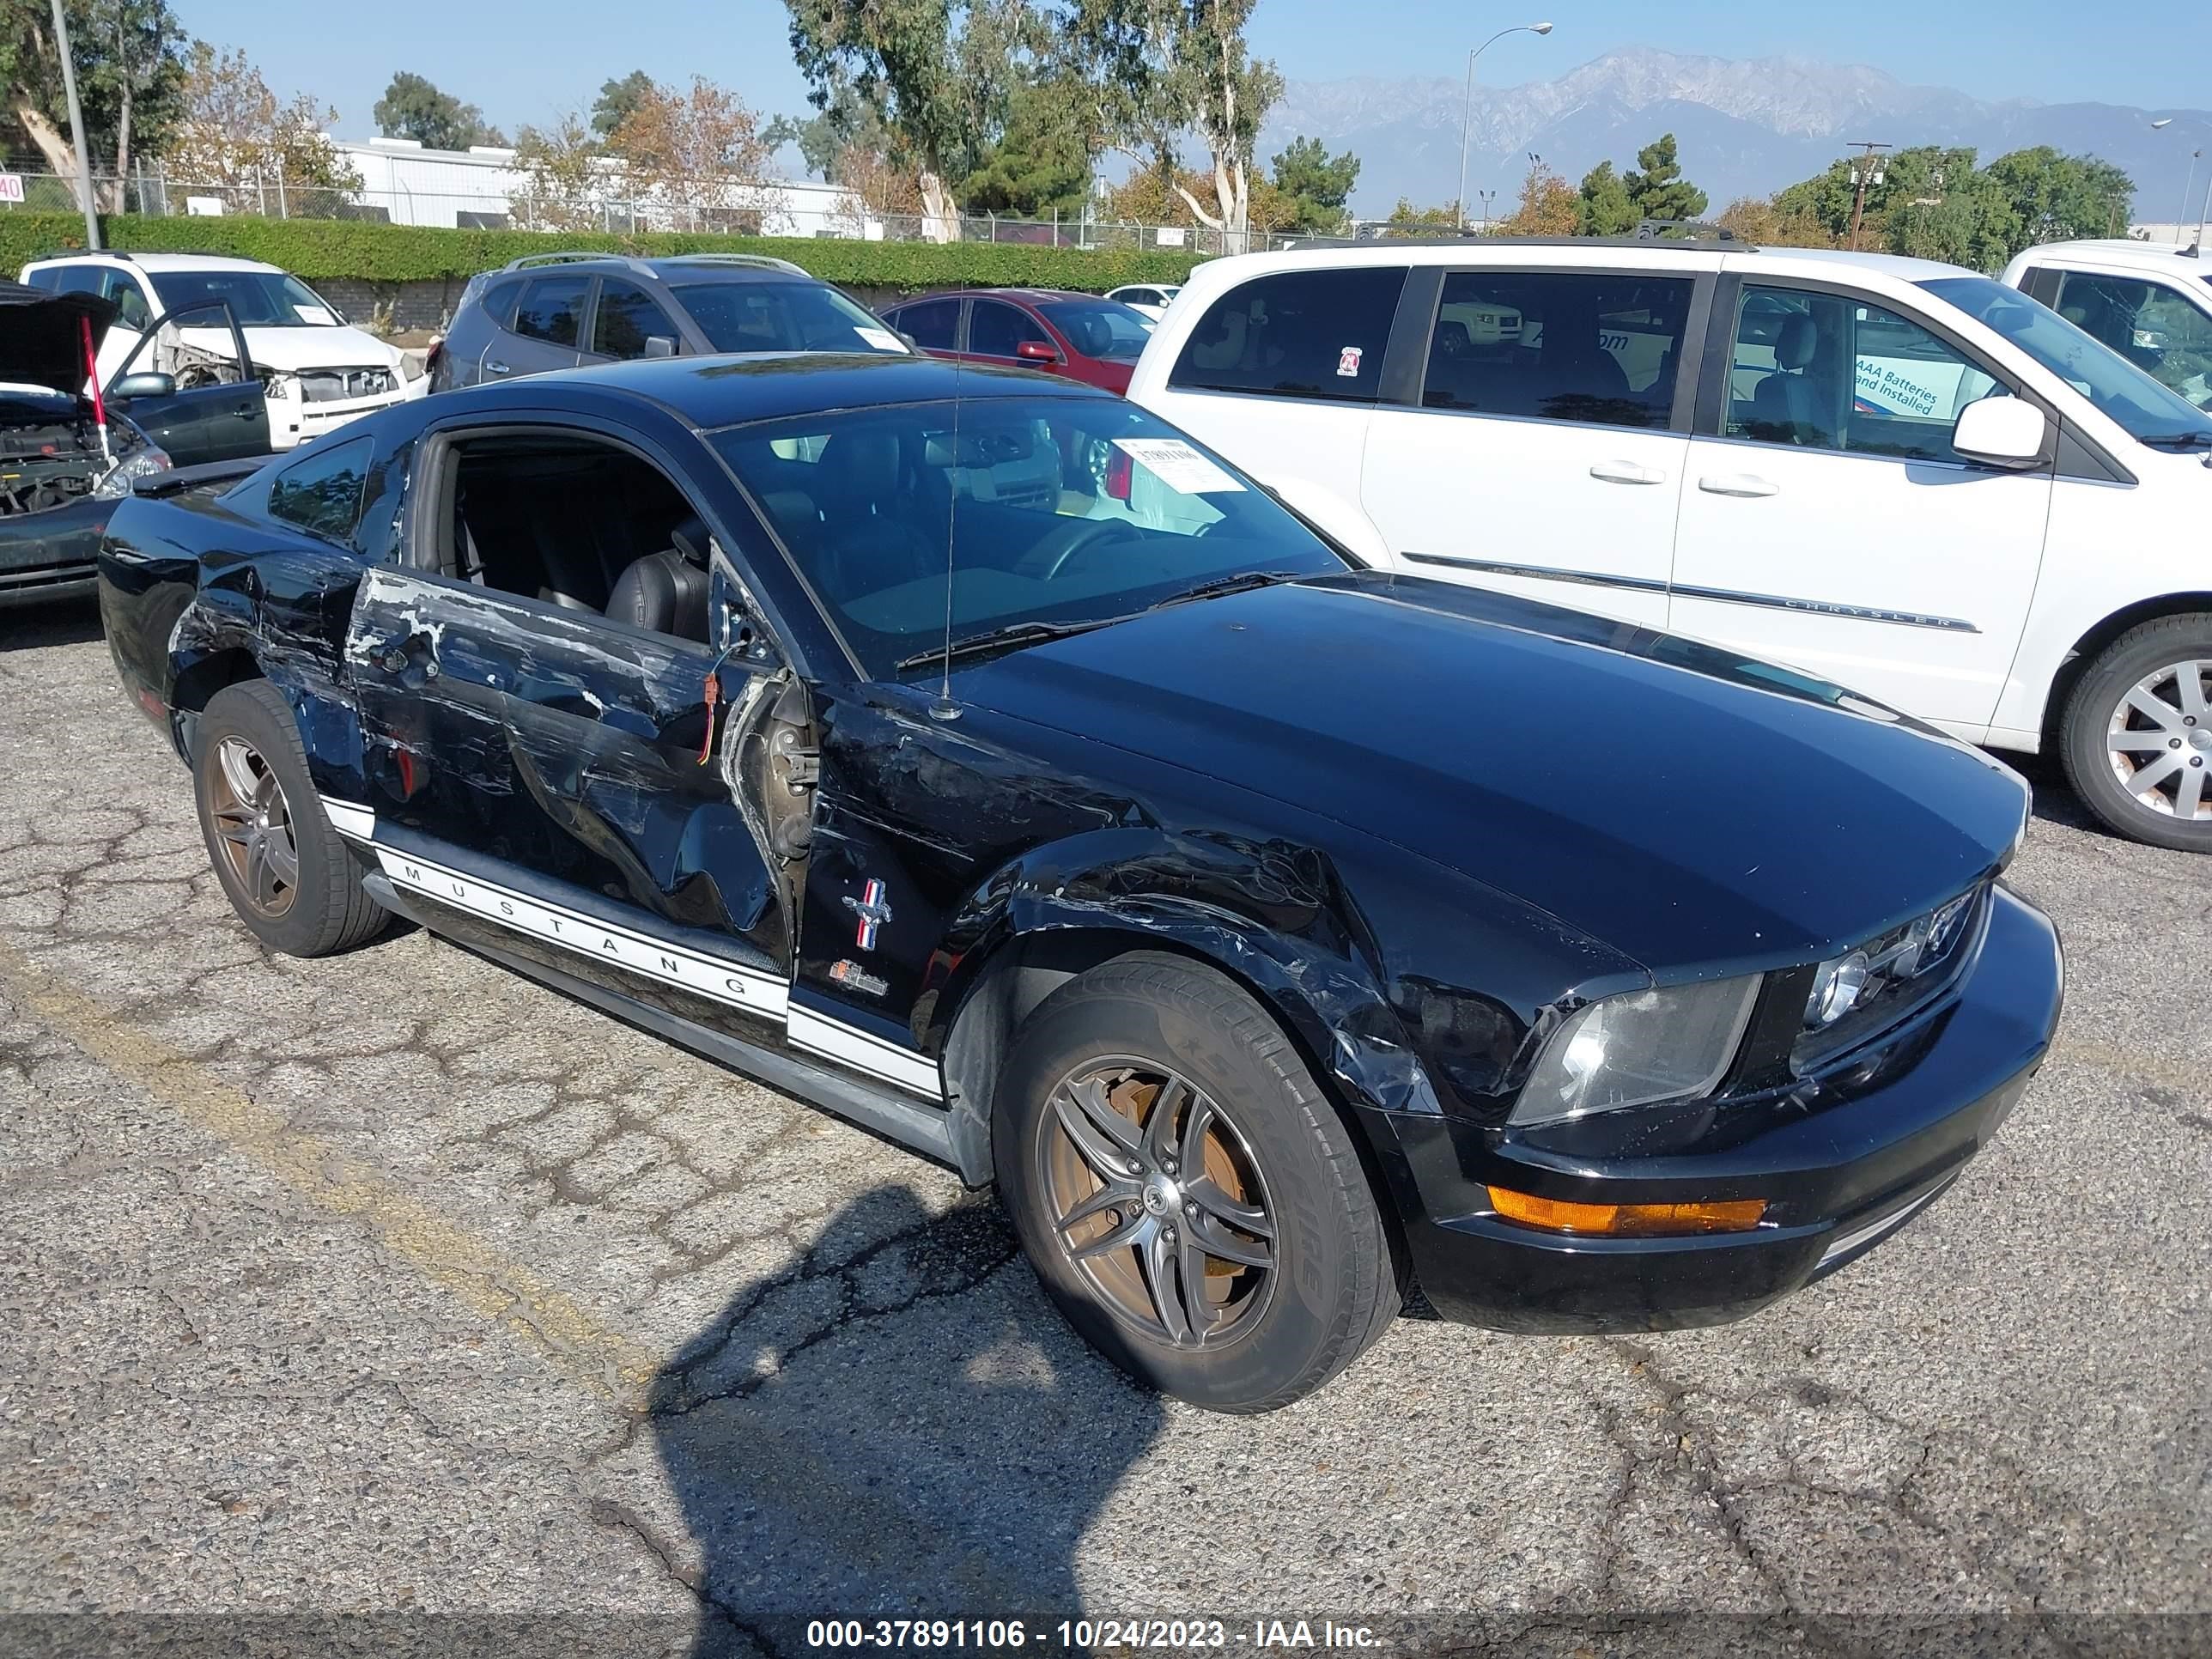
[400,351,426,381]
[1511,975,1761,1127]
[93,445,173,500]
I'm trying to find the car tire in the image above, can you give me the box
[992,951,1399,1413]
[2059,614,2212,854]
[192,680,391,956]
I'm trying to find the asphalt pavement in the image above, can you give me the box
[1,599,2206,1657]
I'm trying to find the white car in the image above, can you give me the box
[1105,283,1182,321]
[2002,239,2212,413]
[1129,239,2212,851]
[19,252,428,450]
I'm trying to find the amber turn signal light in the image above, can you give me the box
[1487,1187,1767,1237]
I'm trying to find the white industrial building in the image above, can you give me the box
[328,137,882,238]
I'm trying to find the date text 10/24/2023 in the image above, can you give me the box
[803,1620,1384,1650]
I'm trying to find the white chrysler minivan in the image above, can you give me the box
[1129,240,2212,851]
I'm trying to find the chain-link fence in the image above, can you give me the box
[1,162,1307,254]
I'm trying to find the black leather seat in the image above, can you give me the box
[816,431,937,601]
[605,515,711,641]
[1751,315,1833,445]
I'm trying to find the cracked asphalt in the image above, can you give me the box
[1,599,2208,1657]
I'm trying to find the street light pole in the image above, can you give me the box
[1456,21,1553,231]
[2180,149,2202,246]
[48,0,101,250]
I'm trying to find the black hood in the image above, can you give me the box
[0,281,113,398]
[952,573,2031,975]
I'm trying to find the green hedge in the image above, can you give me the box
[0,212,1204,294]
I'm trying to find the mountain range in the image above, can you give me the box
[1255,49,2212,224]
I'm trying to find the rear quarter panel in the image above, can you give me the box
[97,480,374,773]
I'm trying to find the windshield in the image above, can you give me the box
[672,280,906,356]
[1036,298,1156,362]
[149,270,341,326]
[711,395,1348,678]
[1921,275,2212,447]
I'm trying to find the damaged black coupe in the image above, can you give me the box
[99,353,2063,1411]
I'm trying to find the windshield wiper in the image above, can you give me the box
[894,616,1120,672]
[2138,431,2212,450]
[1146,569,1305,611]
[892,572,1308,673]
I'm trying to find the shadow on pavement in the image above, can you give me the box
[0,594,103,652]
[639,1182,1164,1654]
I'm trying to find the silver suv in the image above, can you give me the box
[428,252,909,388]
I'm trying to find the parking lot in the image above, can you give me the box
[2,595,2208,1653]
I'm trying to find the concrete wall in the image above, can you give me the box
[315,277,472,334]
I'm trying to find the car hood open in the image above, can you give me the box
[0,282,113,398]
[951,572,2031,975]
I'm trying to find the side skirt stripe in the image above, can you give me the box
[343,815,947,1103]
[787,1004,945,1100]
[370,846,790,1020]
[319,797,378,842]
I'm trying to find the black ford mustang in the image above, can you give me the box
[98,352,2063,1412]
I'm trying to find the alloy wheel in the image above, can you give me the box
[1038,1057,1277,1349]
[2106,659,2212,823]
[208,735,301,917]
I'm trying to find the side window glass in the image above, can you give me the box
[592,280,680,359]
[102,271,151,330]
[1422,271,1690,428]
[482,279,523,329]
[893,300,959,349]
[2056,270,2212,411]
[967,301,1048,357]
[53,265,105,296]
[512,276,590,347]
[266,436,373,546]
[1170,268,1407,403]
[1725,285,2002,464]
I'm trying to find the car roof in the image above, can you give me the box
[25,251,282,275]
[2012,239,2209,272]
[1178,239,1973,283]
[895,287,1098,306]
[494,349,1109,428]
[1737,246,1972,283]
[487,253,813,286]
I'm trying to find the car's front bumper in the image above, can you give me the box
[0,494,110,607]
[1366,884,2063,1334]
[266,378,424,448]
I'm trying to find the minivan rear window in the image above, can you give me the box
[1169,268,1407,404]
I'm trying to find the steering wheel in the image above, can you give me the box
[1018,516,1141,582]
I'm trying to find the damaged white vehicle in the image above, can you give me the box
[19,252,427,451]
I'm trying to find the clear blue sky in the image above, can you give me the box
[179,0,2209,146]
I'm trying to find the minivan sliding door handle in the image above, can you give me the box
[1698,473,1779,498]
[1589,460,1668,485]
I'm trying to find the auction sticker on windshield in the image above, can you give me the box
[854,327,908,353]
[1113,438,1245,494]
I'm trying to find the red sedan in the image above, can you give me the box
[878,288,1157,393]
